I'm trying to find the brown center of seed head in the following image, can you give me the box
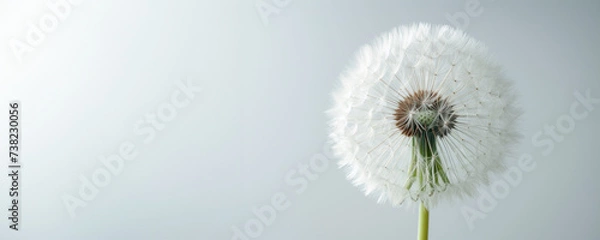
[393,90,458,137]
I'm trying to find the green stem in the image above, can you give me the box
[418,202,429,240]
[414,131,437,240]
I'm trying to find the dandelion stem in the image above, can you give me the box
[414,131,437,240]
[418,202,429,240]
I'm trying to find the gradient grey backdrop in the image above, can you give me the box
[0,0,599,239]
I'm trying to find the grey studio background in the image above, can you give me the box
[0,0,599,239]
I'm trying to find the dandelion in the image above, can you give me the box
[328,23,521,239]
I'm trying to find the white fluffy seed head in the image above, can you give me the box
[327,23,522,209]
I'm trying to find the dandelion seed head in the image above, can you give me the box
[327,23,522,208]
